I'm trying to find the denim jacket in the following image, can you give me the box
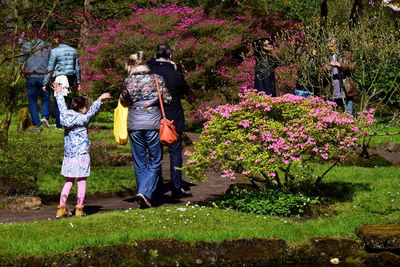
[56,94,101,157]
[18,38,50,78]
[43,44,81,85]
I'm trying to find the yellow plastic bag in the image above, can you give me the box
[113,100,129,145]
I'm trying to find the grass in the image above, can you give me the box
[37,166,136,197]
[0,112,399,258]
[1,113,136,197]
[368,124,400,146]
[0,165,399,258]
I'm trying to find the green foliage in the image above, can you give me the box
[92,111,114,123]
[264,0,320,22]
[0,131,61,183]
[212,185,320,216]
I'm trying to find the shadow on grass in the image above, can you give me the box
[303,181,372,202]
[342,154,394,168]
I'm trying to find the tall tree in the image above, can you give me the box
[320,0,328,27]
[349,0,363,29]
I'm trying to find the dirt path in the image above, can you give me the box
[1,133,398,224]
[0,133,230,223]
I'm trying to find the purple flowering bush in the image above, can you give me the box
[80,3,299,123]
[182,90,376,188]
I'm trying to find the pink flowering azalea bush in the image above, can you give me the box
[182,90,376,188]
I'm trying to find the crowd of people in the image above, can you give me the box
[18,34,357,217]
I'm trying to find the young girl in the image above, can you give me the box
[52,82,111,218]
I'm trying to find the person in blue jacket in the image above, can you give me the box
[42,36,81,128]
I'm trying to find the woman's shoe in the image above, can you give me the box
[136,193,152,209]
[56,205,72,218]
[75,206,86,217]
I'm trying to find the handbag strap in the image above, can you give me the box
[153,74,167,119]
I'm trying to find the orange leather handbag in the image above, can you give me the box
[153,74,178,146]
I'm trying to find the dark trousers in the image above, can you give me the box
[168,133,183,191]
[26,77,50,126]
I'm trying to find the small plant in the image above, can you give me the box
[212,185,320,216]
[90,141,125,167]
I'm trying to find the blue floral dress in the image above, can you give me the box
[56,94,102,178]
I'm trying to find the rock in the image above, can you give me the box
[0,175,38,196]
[356,224,400,251]
[8,196,42,210]
[18,107,31,131]
[386,142,400,152]
[376,142,400,153]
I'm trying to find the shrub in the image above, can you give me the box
[182,90,375,188]
[212,185,320,216]
[80,3,297,118]
[90,140,126,167]
[0,132,61,183]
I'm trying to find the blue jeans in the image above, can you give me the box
[52,92,61,128]
[129,130,162,200]
[335,97,354,116]
[168,133,183,191]
[294,89,310,98]
[26,77,50,126]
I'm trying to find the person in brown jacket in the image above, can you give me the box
[326,37,357,115]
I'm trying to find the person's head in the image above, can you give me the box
[68,96,88,114]
[53,30,67,45]
[155,44,172,60]
[253,37,274,56]
[327,37,338,52]
[125,51,145,73]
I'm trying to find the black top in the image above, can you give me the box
[148,59,190,132]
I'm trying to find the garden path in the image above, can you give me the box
[0,133,230,223]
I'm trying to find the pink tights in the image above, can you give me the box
[59,177,86,207]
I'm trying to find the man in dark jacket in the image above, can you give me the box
[148,44,191,199]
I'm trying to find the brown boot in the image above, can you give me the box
[75,206,86,217]
[56,205,72,218]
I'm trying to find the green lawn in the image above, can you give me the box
[1,114,136,197]
[368,124,400,146]
[0,165,398,258]
[37,166,136,197]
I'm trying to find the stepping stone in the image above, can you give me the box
[356,224,400,251]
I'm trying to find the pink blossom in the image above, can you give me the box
[184,150,192,156]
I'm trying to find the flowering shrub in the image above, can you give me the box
[80,3,299,122]
[182,90,376,188]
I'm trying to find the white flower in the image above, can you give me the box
[177,208,187,211]
[330,258,340,264]
[69,223,74,228]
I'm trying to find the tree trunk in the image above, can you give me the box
[0,0,21,145]
[320,0,328,27]
[349,0,363,29]
[79,0,92,48]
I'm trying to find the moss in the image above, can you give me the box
[2,236,400,266]
[356,224,400,251]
